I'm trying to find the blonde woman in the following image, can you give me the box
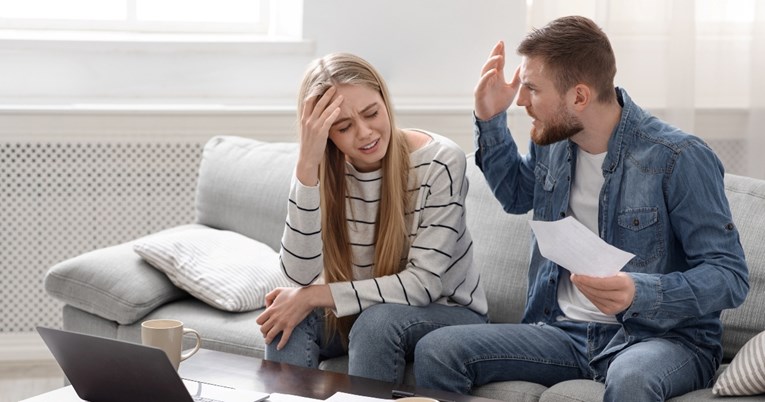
[255,53,488,383]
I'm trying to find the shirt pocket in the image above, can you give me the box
[616,207,664,266]
[533,163,555,220]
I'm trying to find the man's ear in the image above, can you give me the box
[571,84,591,111]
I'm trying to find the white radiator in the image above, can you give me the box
[0,141,203,332]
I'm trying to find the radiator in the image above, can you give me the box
[0,141,203,332]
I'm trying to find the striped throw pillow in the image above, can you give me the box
[134,228,294,312]
[713,330,765,396]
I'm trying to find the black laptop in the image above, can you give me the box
[37,326,269,402]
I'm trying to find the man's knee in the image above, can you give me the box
[605,362,665,402]
[604,340,710,402]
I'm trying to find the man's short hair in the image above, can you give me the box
[518,15,617,103]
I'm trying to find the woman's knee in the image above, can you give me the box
[349,304,404,343]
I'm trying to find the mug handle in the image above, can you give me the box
[180,328,202,362]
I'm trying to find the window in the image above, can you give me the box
[0,0,288,36]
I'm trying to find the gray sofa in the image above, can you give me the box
[45,135,765,401]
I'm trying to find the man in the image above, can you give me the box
[414,16,748,401]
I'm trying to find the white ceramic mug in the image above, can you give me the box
[141,319,201,370]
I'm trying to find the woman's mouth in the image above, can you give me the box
[359,139,379,153]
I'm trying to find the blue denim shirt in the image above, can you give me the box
[474,87,748,366]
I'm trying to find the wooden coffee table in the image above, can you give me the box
[178,349,493,402]
[181,349,500,401]
[22,348,501,402]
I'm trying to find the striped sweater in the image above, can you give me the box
[280,131,487,318]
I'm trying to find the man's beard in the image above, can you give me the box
[529,103,583,146]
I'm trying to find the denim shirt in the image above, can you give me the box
[474,87,748,365]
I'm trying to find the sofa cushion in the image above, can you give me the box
[720,174,765,360]
[134,227,294,312]
[465,154,532,324]
[195,136,298,252]
[473,380,547,402]
[45,225,200,324]
[713,330,765,396]
[63,300,268,358]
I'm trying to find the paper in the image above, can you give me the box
[324,392,391,401]
[267,393,324,401]
[528,217,634,277]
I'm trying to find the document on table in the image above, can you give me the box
[267,393,324,401]
[528,216,635,277]
[324,392,391,401]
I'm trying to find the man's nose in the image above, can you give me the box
[516,88,529,107]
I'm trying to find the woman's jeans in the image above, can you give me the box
[265,303,487,384]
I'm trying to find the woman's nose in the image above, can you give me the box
[356,120,371,138]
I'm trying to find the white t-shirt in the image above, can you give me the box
[557,147,618,324]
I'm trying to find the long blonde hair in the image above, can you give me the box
[297,53,411,345]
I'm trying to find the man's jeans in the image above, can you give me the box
[415,320,716,402]
[265,303,487,384]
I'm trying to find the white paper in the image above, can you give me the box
[182,379,269,402]
[528,217,634,277]
[324,392,391,401]
[267,393,324,402]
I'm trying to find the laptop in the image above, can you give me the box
[37,326,270,402]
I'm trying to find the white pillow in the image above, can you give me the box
[133,228,294,312]
[713,330,765,396]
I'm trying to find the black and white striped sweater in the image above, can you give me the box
[279,131,487,318]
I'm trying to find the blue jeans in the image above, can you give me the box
[415,321,716,401]
[265,303,487,384]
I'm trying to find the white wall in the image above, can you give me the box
[0,1,525,106]
[304,1,523,102]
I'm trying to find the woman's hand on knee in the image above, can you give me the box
[256,286,324,350]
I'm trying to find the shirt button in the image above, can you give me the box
[726,223,735,231]
[633,218,640,226]
[559,212,566,217]
[631,312,639,317]
[544,308,551,315]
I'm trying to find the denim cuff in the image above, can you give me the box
[474,111,508,148]
[622,272,661,320]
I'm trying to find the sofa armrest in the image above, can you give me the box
[44,225,204,325]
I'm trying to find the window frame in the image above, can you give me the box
[0,0,271,35]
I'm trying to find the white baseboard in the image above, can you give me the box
[0,332,56,363]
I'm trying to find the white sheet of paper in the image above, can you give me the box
[324,392,391,401]
[528,217,635,277]
[266,393,324,402]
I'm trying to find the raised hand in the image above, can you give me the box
[474,41,521,121]
[296,86,344,186]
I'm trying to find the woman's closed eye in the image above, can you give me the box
[335,109,378,133]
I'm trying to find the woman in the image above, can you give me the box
[255,53,488,384]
